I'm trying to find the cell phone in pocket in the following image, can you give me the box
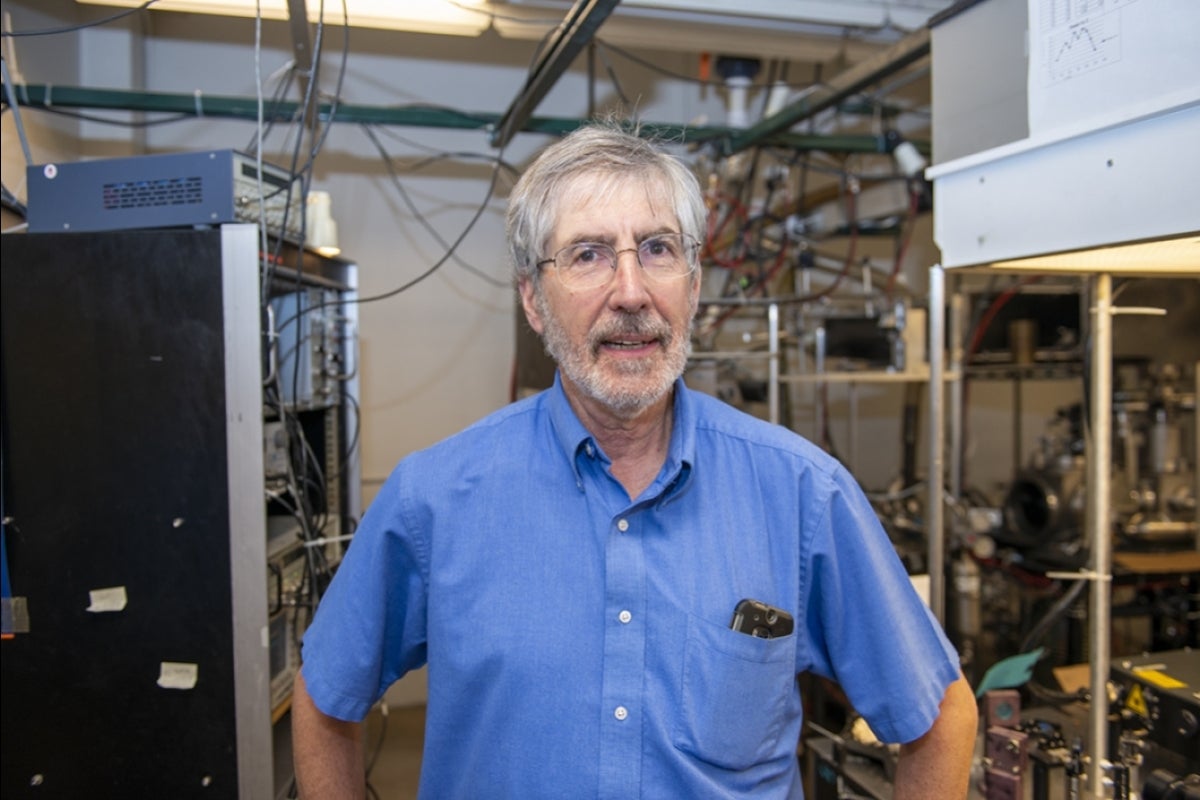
[729,598,794,639]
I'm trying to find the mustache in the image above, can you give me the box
[589,312,672,352]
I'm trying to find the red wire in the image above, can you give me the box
[885,187,921,301]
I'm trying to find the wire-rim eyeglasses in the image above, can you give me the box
[536,232,699,291]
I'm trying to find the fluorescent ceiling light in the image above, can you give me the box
[77,0,491,36]
[619,0,947,30]
[489,5,890,62]
[989,236,1200,275]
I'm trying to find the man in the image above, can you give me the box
[293,122,978,799]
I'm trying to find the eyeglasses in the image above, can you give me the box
[536,232,698,291]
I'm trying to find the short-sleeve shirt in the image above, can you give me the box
[300,375,960,799]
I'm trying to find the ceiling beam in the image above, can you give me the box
[489,0,621,149]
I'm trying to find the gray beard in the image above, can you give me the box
[536,291,693,418]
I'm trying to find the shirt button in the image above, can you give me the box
[617,518,629,532]
[614,706,628,721]
[585,443,595,457]
[618,610,632,624]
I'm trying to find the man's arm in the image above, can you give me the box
[892,672,979,800]
[292,671,367,800]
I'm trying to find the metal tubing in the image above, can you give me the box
[815,325,827,444]
[949,284,966,499]
[1087,273,1114,797]
[1013,376,1023,474]
[928,264,946,624]
[768,303,780,425]
[848,382,859,475]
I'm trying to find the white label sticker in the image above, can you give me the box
[86,586,128,613]
[157,662,199,690]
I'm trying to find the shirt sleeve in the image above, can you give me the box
[800,464,961,744]
[299,459,430,722]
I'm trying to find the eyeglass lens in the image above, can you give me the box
[555,234,692,286]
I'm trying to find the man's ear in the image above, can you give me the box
[518,277,545,335]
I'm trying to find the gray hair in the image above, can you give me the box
[506,121,706,286]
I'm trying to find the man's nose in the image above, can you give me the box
[608,248,652,307]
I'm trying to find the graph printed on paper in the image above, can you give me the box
[1037,0,1137,84]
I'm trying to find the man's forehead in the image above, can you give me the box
[554,174,675,235]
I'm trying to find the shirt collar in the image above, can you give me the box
[544,372,695,502]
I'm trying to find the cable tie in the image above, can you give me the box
[194,88,203,118]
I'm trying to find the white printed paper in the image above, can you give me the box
[86,586,128,613]
[157,661,199,690]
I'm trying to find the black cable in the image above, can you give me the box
[354,154,506,305]
[324,389,362,488]
[10,104,192,128]
[243,63,298,153]
[290,0,350,179]
[2,180,27,217]
[594,42,631,108]
[1027,680,1088,707]
[254,0,348,303]
[360,124,511,289]
[1019,578,1088,654]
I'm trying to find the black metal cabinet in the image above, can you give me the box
[1,225,358,799]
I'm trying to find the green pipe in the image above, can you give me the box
[12,84,928,155]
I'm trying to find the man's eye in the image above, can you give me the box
[571,246,606,266]
[644,239,669,257]
[642,236,678,259]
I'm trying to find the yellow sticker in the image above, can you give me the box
[1125,683,1148,717]
[1132,668,1187,690]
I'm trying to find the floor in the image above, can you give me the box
[364,704,425,800]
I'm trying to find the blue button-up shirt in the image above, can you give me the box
[301,375,959,798]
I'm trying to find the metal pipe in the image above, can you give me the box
[768,303,780,425]
[949,284,966,499]
[848,381,859,475]
[928,264,946,624]
[815,325,827,443]
[10,83,921,152]
[1087,273,1114,798]
[1013,376,1023,474]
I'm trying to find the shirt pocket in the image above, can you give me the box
[672,612,796,770]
